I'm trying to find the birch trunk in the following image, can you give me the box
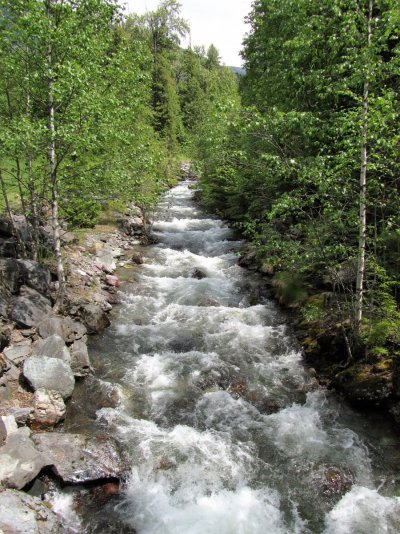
[355,0,373,330]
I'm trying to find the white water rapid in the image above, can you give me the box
[73,182,400,533]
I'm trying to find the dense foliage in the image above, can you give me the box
[196,0,400,354]
[0,0,237,306]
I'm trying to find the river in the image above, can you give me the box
[64,181,400,533]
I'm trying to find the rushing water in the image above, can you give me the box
[67,182,400,533]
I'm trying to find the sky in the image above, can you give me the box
[122,0,252,66]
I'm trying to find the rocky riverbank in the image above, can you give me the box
[238,245,400,422]
[0,191,158,530]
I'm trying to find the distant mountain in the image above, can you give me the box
[230,66,246,76]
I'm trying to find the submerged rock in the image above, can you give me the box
[32,433,126,484]
[23,356,75,399]
[191,268,207,280]
[0,489,61,533]
[311,464,354,501]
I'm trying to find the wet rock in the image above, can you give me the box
[130,251,144,264]
[0,489,62,533]
[30,389,66,428]
[37,316,87,343]
[91,481,120,503]
[0,415,18,443]
[10,286,52,328]
[3,339,32,365]
[238,249,259,270]
[312,464,354,501]
[334,364,393,408]
[33,334,71,363]
[23,356,75,399]
[191,268,207,280]
[105,275,120,288]
[0,429,46,489]
[70,340,92,377]
[32,433,126,484]
[69,375,120,419]
[79,303,110,334]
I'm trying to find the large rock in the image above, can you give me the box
[31,389,66,428]
[0,295,8,318]
[79,303,110,334]
[0,429,47,489]
[334,363,393,408]
[23,356,75,399]
[16,259,51,296]
[96,250,116,274]
[70,340,91,377]
[32,433,126,484]
[34,334,71,363]
[37,315,87,343]
[3,339,32,365]
[0,489,62,533]
[0,258,20,294]
[10,286,52,328]
[0,415,18,443]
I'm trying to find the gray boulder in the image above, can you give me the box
[32,432,126,484]
[34,334,71,363]
[96,250,116,273]
[37,315,87,343]
[0,296,9,318]
[16,259,51,296]
[0,258,20,294]
[23,356,75,399]
[0,489,61,533]
[0,415,18,443]
[10,286,52,328]
[31,389,66,428]
[0,429,47,489]
[4,339,32,366]
[79,303,110,334]
[70,340,91,376]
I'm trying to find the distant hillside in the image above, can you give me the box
[230,66,246,76]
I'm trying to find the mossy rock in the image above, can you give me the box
[334,363,393,408]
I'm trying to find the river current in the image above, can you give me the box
[65,181,400,533]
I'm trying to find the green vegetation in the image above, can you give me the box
[0,0,237,308]
[195,0,400,358]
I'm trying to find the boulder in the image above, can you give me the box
[334,363,393,408]
[0,489,62,533]
[70,340,91,377]
[37,315,87,343]
[191,268,207,280]
[32,433,126,484]
[130,251,144,265]
[0,258,20,294]
[16,259,51,296]
[4,339,32,366]
[8,407,33,426]
[79,303,110,334]
[30,389,66,428]
[119,215,144,237]
[0,415,18,443]
[10,286,52,328]
[0,296,9,318]
[0,429,47,489]
[96,250,116,274]
[23,356,75,399]
[0,327,10,352]
[68,375,120,419]
[33,334,71,363]
[105,275,120,288]
[0,238,17,258]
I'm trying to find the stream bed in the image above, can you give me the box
[65,181,400,533]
